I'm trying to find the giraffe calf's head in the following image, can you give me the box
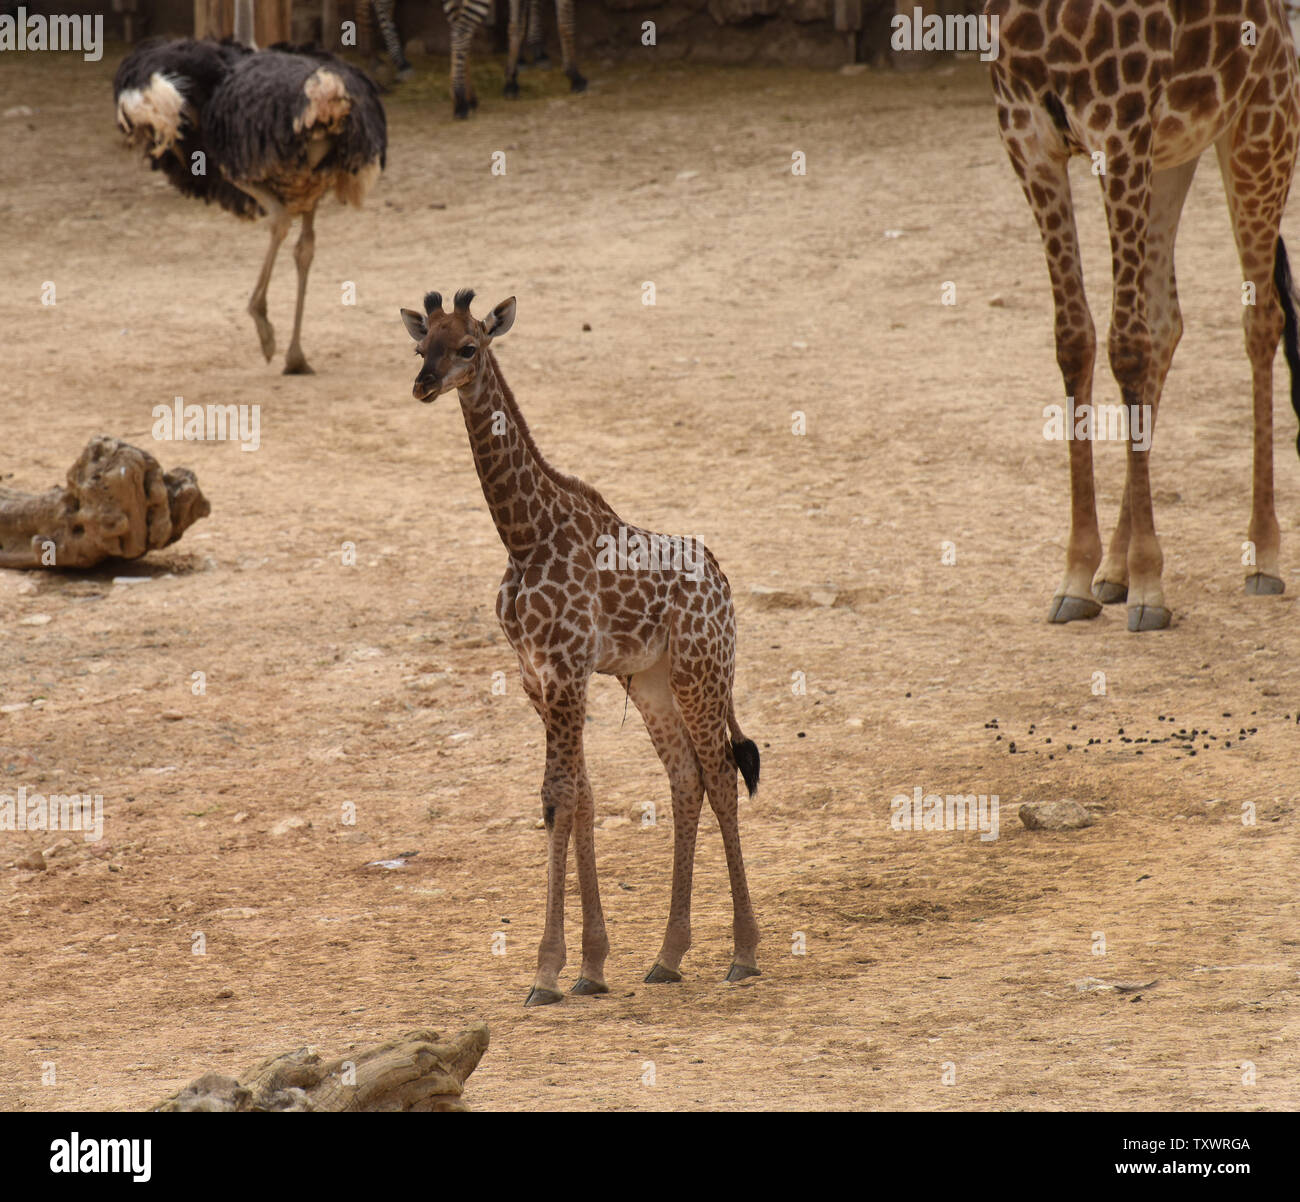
[400,288,516,403]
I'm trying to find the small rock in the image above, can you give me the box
[15,850,46,871]
[1019,800,1094,830]
[160,710,185,722]
[43,838,75,859]
[269,816,309,837]
[231,812,249,824]
[19,614,52,626]
[988,295,1006,308]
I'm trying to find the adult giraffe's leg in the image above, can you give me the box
[1094,159,1199,603]
[283,206,315,376]
[525,680,589,1007]
[1095,134,1169,631]
[504,0,525,99]
[247,201,291,364]
[627,656,705,983]
[568,763,610,996]
[555,0,585,93]
[1215,90,1299,596]
[1000,128,1102,622]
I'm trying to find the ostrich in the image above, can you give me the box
[113,19,386,374]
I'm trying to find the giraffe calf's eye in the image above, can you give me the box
[459,345,476,359]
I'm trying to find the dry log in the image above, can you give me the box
[153,1024,489,1112]
[0,436,209,570]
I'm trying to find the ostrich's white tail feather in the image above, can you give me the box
[116,72,189,158]
[295,69,352,136]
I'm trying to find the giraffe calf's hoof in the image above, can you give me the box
[1127,604,1172,632]
[1047,594,1101,624]
[524,986,564,1007]
[1245,573,1285,595]
[282,358,314,376]
[724,963,761,983]
[570,977,609,996]
[644,963,682,984]
[1092,580,1128,605]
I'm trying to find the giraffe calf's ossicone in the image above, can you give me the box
[402,290,762,1005]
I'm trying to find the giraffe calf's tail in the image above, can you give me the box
[727,703,760,799]
[1272,237,1300,458]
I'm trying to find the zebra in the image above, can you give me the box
[444,0,585,119]
[371,0,414,80]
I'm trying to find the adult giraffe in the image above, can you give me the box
[987,0,1300,630]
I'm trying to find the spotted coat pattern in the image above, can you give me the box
[986,0,1300,628]
[401,290,761,1004]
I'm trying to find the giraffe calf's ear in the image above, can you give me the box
[483,297,516,340]
[400,308,428,341]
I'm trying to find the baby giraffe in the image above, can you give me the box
[400,288,762,1006]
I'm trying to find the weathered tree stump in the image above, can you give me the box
[0,436,209,570]
[152,1025,489,1112]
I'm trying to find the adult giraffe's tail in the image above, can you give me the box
[1272,237,1300,458]
[727,702,760,799]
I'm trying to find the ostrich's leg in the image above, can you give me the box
[249,204,291,364]
[283,207,316,375]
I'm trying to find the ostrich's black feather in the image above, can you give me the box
[205,46,387,187]
[113,37,261,219]
[114,38,386,220]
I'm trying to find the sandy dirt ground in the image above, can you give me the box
[1,49,1297,1112]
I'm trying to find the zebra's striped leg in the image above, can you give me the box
[447,11,479,118]
[555,0,585,93]
[372,0,412,77]
[526,0,549,67]
[505,0,525,98]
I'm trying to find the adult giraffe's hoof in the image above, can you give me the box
[1047,594,1101,624]
[724,963,761,983]
[524,986,564,1007]
[1092,580,1128,605]
[644,963,682,984]
[504,77,519,99]
[1245,573,1285,595]
[1127,604,1171,632]
[570,977,609,996]
[452,95,472,120]
[567,69,587,94]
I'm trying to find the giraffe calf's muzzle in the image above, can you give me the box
[413,377,441,403]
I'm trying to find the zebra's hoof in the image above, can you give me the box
[570,977,609,996]
[1127,604,1172,632]
[644,963,682,984]
[724,963,761,983]
[1047,594,1101,624]
[1092,579,1128,605]
[524,986,564,1007]
[567,69,587,94]
[1245,573,1284,595]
